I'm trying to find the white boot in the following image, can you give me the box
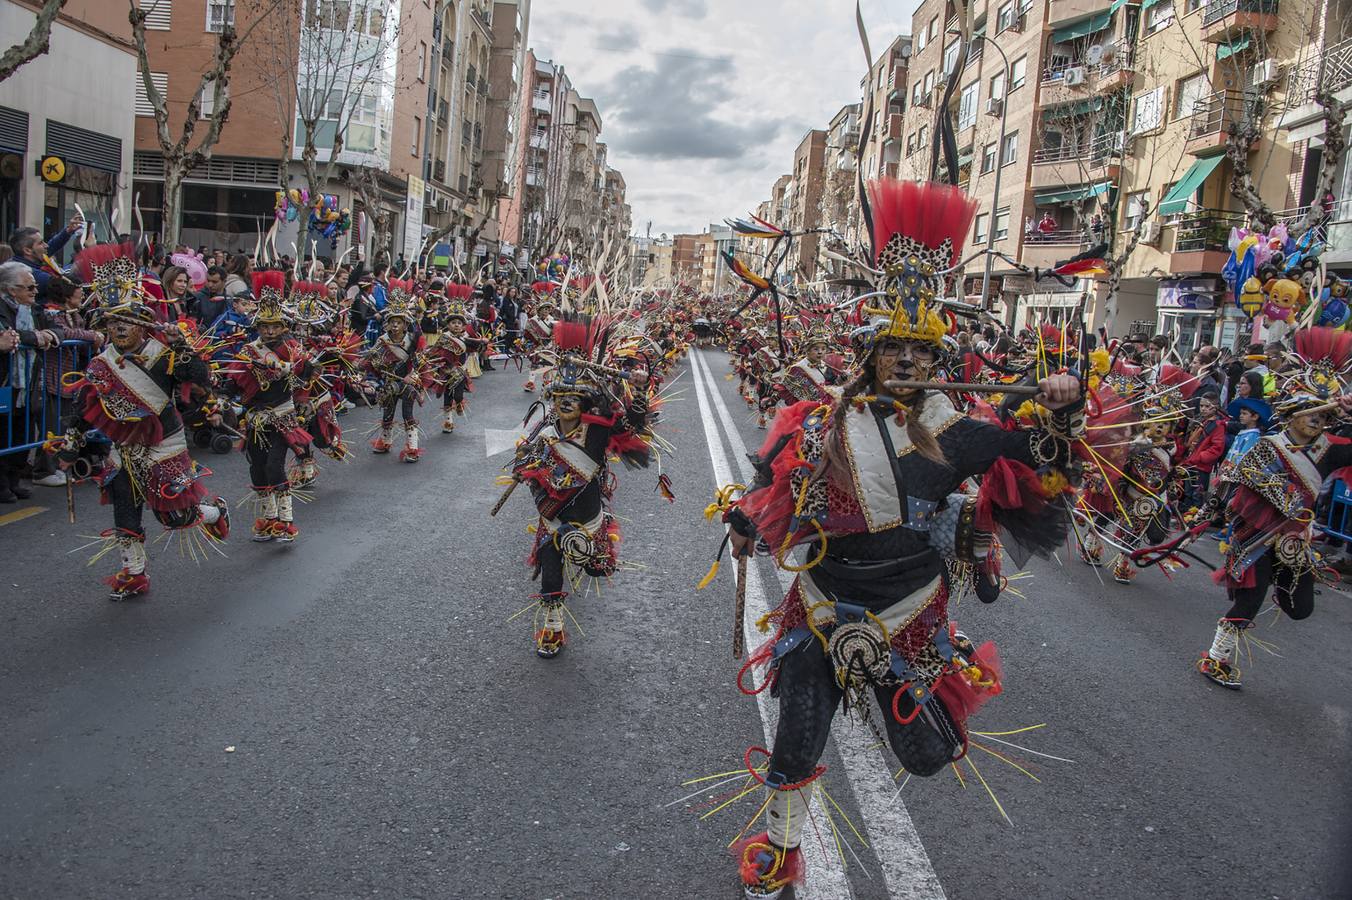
[275,491,297,542]
[400,421,422,461]
[442,409,456,433]
[252,490,279,541]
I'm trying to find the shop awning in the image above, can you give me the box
[1045,96,1105,119]
[1141,0,1165,10]
[1051,10,1112,43]
[1216,35,1251,60]
[1034,181,1112,205]
[1158,156,1225,215]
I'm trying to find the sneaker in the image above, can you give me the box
[106,570,150,601]
[1197,655,1241,689]
[252,518,276,542]
[535,627,566,658]
[34,471,67,487]
[736,832,804,899]
[274,521,298,543]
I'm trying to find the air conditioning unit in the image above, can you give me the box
[1064,66,1088,86]
[1008,12,1024,32]
[435,196,450,213]
[985,97,1004,117]
[1251,59,1278,87]
[916,91,933,109]
[1086,45,1106,65]
[1139,220,1161,245]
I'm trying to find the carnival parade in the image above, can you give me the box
[2,0,1351,898]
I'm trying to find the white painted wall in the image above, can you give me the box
[0,2,135,230]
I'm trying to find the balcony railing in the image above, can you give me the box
[1024,229,1088,245]
[1032,142,1084,163]
[1174,209,1245,252]
[1185,90,1262,140]
[1284,36,1352,108]
[1203,0,1278,26]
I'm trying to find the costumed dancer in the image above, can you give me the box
[520,284,558,393]
[715,181,1085,898]
[287,283,358,486]
[776,325,840,405]
[59,245,229,599]
[1103,387,1185,584]
[228,272,313,542]
[427,292,487,433]
[366,286,433,461]
[1197,328,1352,688]
[501,319,651,658]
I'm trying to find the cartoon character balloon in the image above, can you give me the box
[1261,277,1306,322]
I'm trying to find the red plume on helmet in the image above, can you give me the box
[863,179,978,268]
[251,270,285,297]
[1156,363,1201,399]
[1295,326,1352,370]
[73,240,135,284]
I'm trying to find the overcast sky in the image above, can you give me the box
[528,0,921,238]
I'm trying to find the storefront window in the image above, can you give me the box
[42,164,118,262]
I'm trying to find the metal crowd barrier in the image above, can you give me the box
[0,339,95,458]
[1324,480,1352,544]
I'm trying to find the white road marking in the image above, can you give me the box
[694,350,948,900]
[691,352,854,900]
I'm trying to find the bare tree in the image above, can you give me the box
[0,0,68,84]
[130,0,282,246]
[345,165,393,265]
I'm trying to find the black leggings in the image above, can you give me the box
[442,380,467,409]
[246,429,290,489]
[108,467,199,534]
[536,539,564,595]
[382,396,416,426]
[1224,549,1315,622]
[769,641,960,781]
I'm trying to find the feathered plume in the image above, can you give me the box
[74,241,134,284]
[252,270,285,299]
[1295,326,1352,370]
[1156,363,1201,399]
[864,179,977,268]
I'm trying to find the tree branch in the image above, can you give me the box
[0,0,68,84]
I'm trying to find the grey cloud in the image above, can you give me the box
[637,0,708,18]
[603,52,784,162]
[595,23,641,50]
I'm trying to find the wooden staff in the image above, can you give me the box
[489,479,519,517]
[66,476,76,524]
[733,553,748,659]
[883,379,1040,395]
[560,354,633,381]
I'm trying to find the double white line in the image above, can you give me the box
[690,349,947,900]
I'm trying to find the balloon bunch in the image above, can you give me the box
[535,253,570,281]
[273,188,310,223]
[1222,223,1325,322]
[170,252,208,289]
[1316,276,1350,328]
[308,194,352,249]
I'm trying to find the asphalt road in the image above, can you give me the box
[1,350,1349,900]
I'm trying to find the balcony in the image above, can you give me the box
[1201,0,1278,42]
[1021,232,1091,271]
[1047,0,1121,28]
[1279,36,1352,137]
[882,113,903,144]
[1031,142,1095,189]
[532,92,550,113]
[1171,209,1244,272]
[1041,64,1093,106]
[1183,90,1262,155]
[529,128,548,149]
[525,167,542,187]
[1092,41,1135,91]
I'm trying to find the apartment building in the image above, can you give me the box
[823,103,863,247]
[787,129,828,280]
[672,233,700,282]
[0,0,136,245]
[859,35,912,185]
[482,0,530,259]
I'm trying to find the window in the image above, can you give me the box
[1001,130,1018,165]
[975,212,990,244]
[994,207,1011,239]
[912,82,923,105]
[996,2,1013,32]
[206,0,232,31]
[906,132,915,155]
[1124,190,1150,229]
[1132,85,1165,132]
[958,82,980,130]
[943,40,961,75]
[917,26,928,51]
[1146,1,1174,33]
[142,0,172,30]
[135,72,167,117]
[418,42,427,82]
[412,116,421,156]
[918,125,928,148]
[1010,56,1027,91]
[929,16,939,41]
[1185,0,1206,10]
[923,70,935,94]
[990,71,1006,100]
[1175,72,1210,118]
[198,77,224,118]
[980,141,997,174]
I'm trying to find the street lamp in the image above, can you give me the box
[950,27,1009,315]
